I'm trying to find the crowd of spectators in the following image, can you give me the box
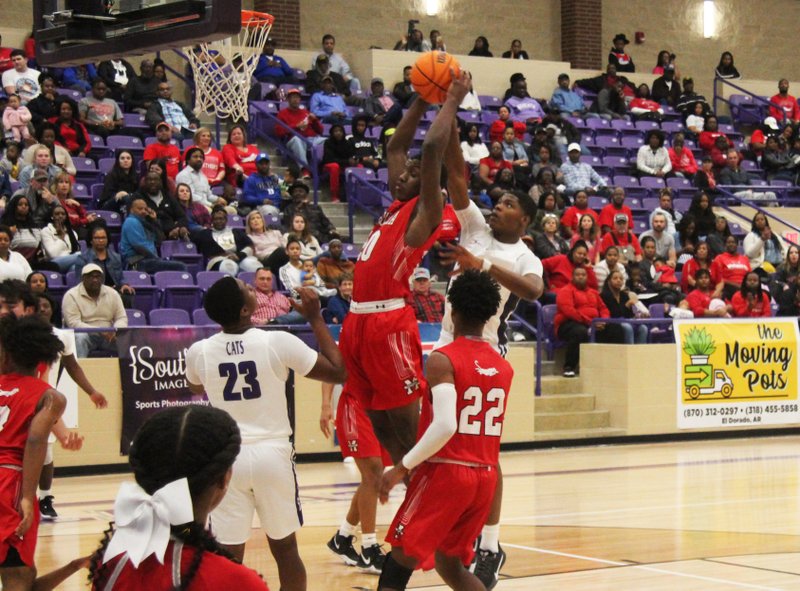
[1,29,799,369]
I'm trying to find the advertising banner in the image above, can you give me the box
[675,319,800,429]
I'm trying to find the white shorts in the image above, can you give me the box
[211,439,302,544]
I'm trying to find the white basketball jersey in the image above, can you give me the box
[436,201,543,353]
[185,327,318,442]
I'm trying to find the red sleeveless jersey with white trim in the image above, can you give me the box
[421,338,514,466]
[0,374,49,466]
[352,197,440,302]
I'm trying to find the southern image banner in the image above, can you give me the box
[675,318,800,429]
[117,326,217,454]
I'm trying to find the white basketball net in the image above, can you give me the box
[184,12,274,122]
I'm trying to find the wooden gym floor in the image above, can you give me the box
[36,436,800,590]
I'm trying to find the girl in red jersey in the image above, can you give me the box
[88,406,268,591]
[0,315,66,591]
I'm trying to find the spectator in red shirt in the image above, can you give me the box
[668,133,698,181]
[699,115,733,154]
[142,122,181,179]
[221,124,260,188]
[768,79,800,126]
[598,186,633,234]
[478,141,512,188]
[555,266,609,377]
[560,189,599,239]
[711,234,751,300]
[488,105,526,143]
[731,271,772,317]
[685,268,731,318]
[275,88,325,178]
[600,214,642,262]
[49,97,91,157]
[405,267,445,322]
[0,35,13,73]
[542,240,598,303]
[681,240,712,294]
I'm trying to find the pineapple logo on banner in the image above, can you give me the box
[675,318,800,429]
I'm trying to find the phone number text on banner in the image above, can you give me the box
[675,318,800,429]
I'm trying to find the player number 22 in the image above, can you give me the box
[458,387,506,437]
[218,361,262,401]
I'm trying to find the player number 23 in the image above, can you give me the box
[218,361,262,401]
[458,387,506,437]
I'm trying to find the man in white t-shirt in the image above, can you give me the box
[186,277,346,591]
[1,50,40,105]
[434,123,544,590]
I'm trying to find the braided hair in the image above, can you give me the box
[89,405,243,590]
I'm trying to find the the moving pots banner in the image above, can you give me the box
[675,318,800,429]
[117,326,217,454]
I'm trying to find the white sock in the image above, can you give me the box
[479,524,500,553]
[338,519,357,538]
[38,489,51,500]
[361,533,377,548]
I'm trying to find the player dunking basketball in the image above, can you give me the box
[338,69,471,466]
[377,270,513,591]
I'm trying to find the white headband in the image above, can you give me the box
[103,478,194,568]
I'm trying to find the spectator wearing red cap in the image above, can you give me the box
[143,122,181,179]
[275,88,325,178]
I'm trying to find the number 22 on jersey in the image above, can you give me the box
[458,386,506,436]
[218,361,261,401]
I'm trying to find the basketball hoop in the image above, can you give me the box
[184,10,274,122]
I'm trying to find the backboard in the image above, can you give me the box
[34,0,242,67]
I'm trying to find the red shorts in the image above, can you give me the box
[0,468,38,567]
[385,461,497,571]
[339,306,426,411]
[336,390,392,466]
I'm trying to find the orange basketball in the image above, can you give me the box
[409,51,461,105]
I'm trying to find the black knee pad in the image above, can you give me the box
[377,551,414,590]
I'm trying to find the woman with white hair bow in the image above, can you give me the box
[87,406,269,590]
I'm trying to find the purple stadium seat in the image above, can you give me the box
[126,309,147,326]
[565,116,583,128]
[594,136,621,153]
[123,113,148,129]
[627,197,645,212]
[666,177,691,191]
[634,120,660,131]
[585,117,610,130]
[92,210,122,229]
[192,308,219,326]
[149,308,191,326]
[478,95,503,111]
[196,271,230,292]
[122,271,160,314]
[88,135,109,159]
[229,215,245,229]
[73,158,99,184]
[154,271,201,310]
[610,119,635,132]
[642,197,660,210]
[73,183,89,198]
[98,158,115,175]
[588,196,607,210]
[342,243,360,260]
[580,155,601,166]
[661,121,685,134]
[107,135,144,156]
[159,240,203,275]
[621,136,645,150]
[614,175,640,189]
[602,155,629,168]
[673,198,692,212]
[640,176,666,190]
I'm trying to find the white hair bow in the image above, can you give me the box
[103,478,194,568]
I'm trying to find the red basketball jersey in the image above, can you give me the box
[421,338,514,466]
[352,197,440,302]
[0,374,50,466]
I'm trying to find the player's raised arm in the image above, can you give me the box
[387,97,429,198]
[292,287,347,384]
[444,118,470,211]
[17,389,66,537]
[406,70,471,248]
